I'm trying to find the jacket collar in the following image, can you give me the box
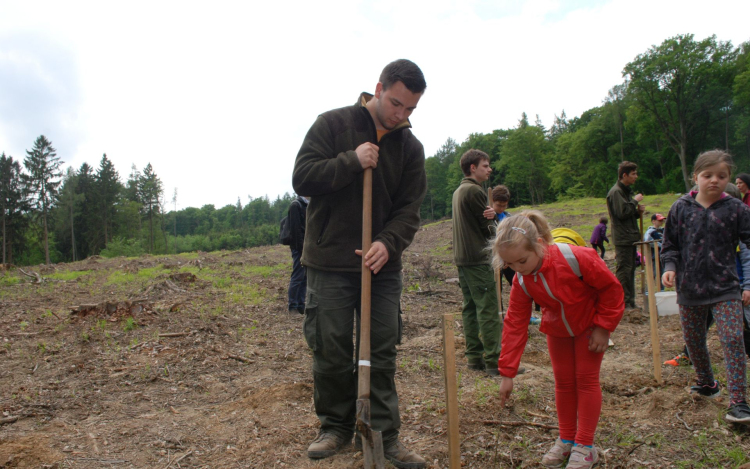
[460,177,483,187]
[616,180,632,194]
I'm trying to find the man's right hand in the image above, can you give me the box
[356,142,380,169]
[634,193,644,202]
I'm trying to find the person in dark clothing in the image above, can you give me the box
[287,196,309,315]
[606,161,645,311]
[589,217,610,259]
[292,59,427,468]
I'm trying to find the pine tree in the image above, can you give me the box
[0,153,30,265]
[138,163,163,253]
[95,154,121,248]
[23,135,63,265]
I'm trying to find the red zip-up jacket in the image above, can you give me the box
[498,244,624,378]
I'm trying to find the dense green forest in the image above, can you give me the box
[2,34,749,266]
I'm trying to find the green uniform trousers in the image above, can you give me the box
[303,268,402,445]
[458,264,501,369]
[615,245,637,308]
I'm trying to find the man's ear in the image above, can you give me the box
[374,82,384,99]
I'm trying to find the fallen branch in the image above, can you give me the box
[158,332,189,338]
[675,411,693,431]
[480,419,557,430]
[163,450,193,469]
[0,416,19,425]
[226,354,255,364]
[18,268,42,284]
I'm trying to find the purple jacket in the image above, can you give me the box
[662,192,750,305]
[590,223,609,245]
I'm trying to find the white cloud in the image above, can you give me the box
[0,0,748,209]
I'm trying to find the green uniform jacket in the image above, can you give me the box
[606,180,640,246]
[292,93,427,273]
[452,177,495,266]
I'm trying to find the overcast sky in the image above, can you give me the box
[1,0,748,210]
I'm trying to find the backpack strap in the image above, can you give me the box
[556,243,582,279]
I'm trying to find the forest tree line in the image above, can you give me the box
[2,34,749,266]
[420,34,750,220]
[0,136,294,265]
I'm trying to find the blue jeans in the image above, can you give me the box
[288,248,307,311]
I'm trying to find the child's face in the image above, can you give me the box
[498,242,543,277]
[694,163,730,198]
[652,219,663,228]
[492,200,508,214]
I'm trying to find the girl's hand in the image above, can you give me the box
[743,290,750,307]
[588,326,610,353]
[499,377,513,408]
[662,271,675,288]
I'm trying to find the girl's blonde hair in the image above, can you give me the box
[693,149,735,176]
[492,210,553,270]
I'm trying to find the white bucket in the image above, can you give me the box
[655,291,678,316]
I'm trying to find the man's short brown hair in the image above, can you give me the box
[618,161,638,180]
[459,149,490,177]
[492,185,510,202]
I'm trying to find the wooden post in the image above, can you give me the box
[639,241,662,384]
[442,314,461,469]
[639,212,647,313]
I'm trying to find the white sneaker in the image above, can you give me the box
[566,445,599,469]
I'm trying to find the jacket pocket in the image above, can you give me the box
[316,207,331,245]
[397,307,403,345]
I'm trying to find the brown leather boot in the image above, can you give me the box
[307,431,351,459]
[384,440,426,469]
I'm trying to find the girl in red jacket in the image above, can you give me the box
[493,211,624,469]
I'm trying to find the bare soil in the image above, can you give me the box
[1,218,748,468]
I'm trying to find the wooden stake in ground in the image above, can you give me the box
[639,212,647,313]
[356,167,385,469]
[636,240,662,384]
[442,314,461,469]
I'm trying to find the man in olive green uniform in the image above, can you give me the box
[292,59,427,469]
[606,161,644,310]
[452,149,502,375]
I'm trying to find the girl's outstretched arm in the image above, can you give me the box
[499,377,513,408]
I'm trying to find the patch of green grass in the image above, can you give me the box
[122,317,138,332]
[105,271,137,285]
[422,219,449,228]
[428,243,451,257]
[177,252,200,260]
[47,270,93,281]
[178,266,201,275]
[227,283,268,305]
[137,267,165,280]
[0,276,20,287]
[245,263,286,278]
[511,193,682,241]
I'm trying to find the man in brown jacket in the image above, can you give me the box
[606,161,644,310]
[452,149,501,375]
[292,59,427,469]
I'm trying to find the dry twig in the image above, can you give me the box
[480,419,557,430]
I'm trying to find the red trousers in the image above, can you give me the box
[546,328,604,446]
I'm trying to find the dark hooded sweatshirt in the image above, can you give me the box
[661,192,750,306]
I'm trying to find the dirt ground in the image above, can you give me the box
[1,218,749,468]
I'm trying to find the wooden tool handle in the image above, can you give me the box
[358,168,373,399]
